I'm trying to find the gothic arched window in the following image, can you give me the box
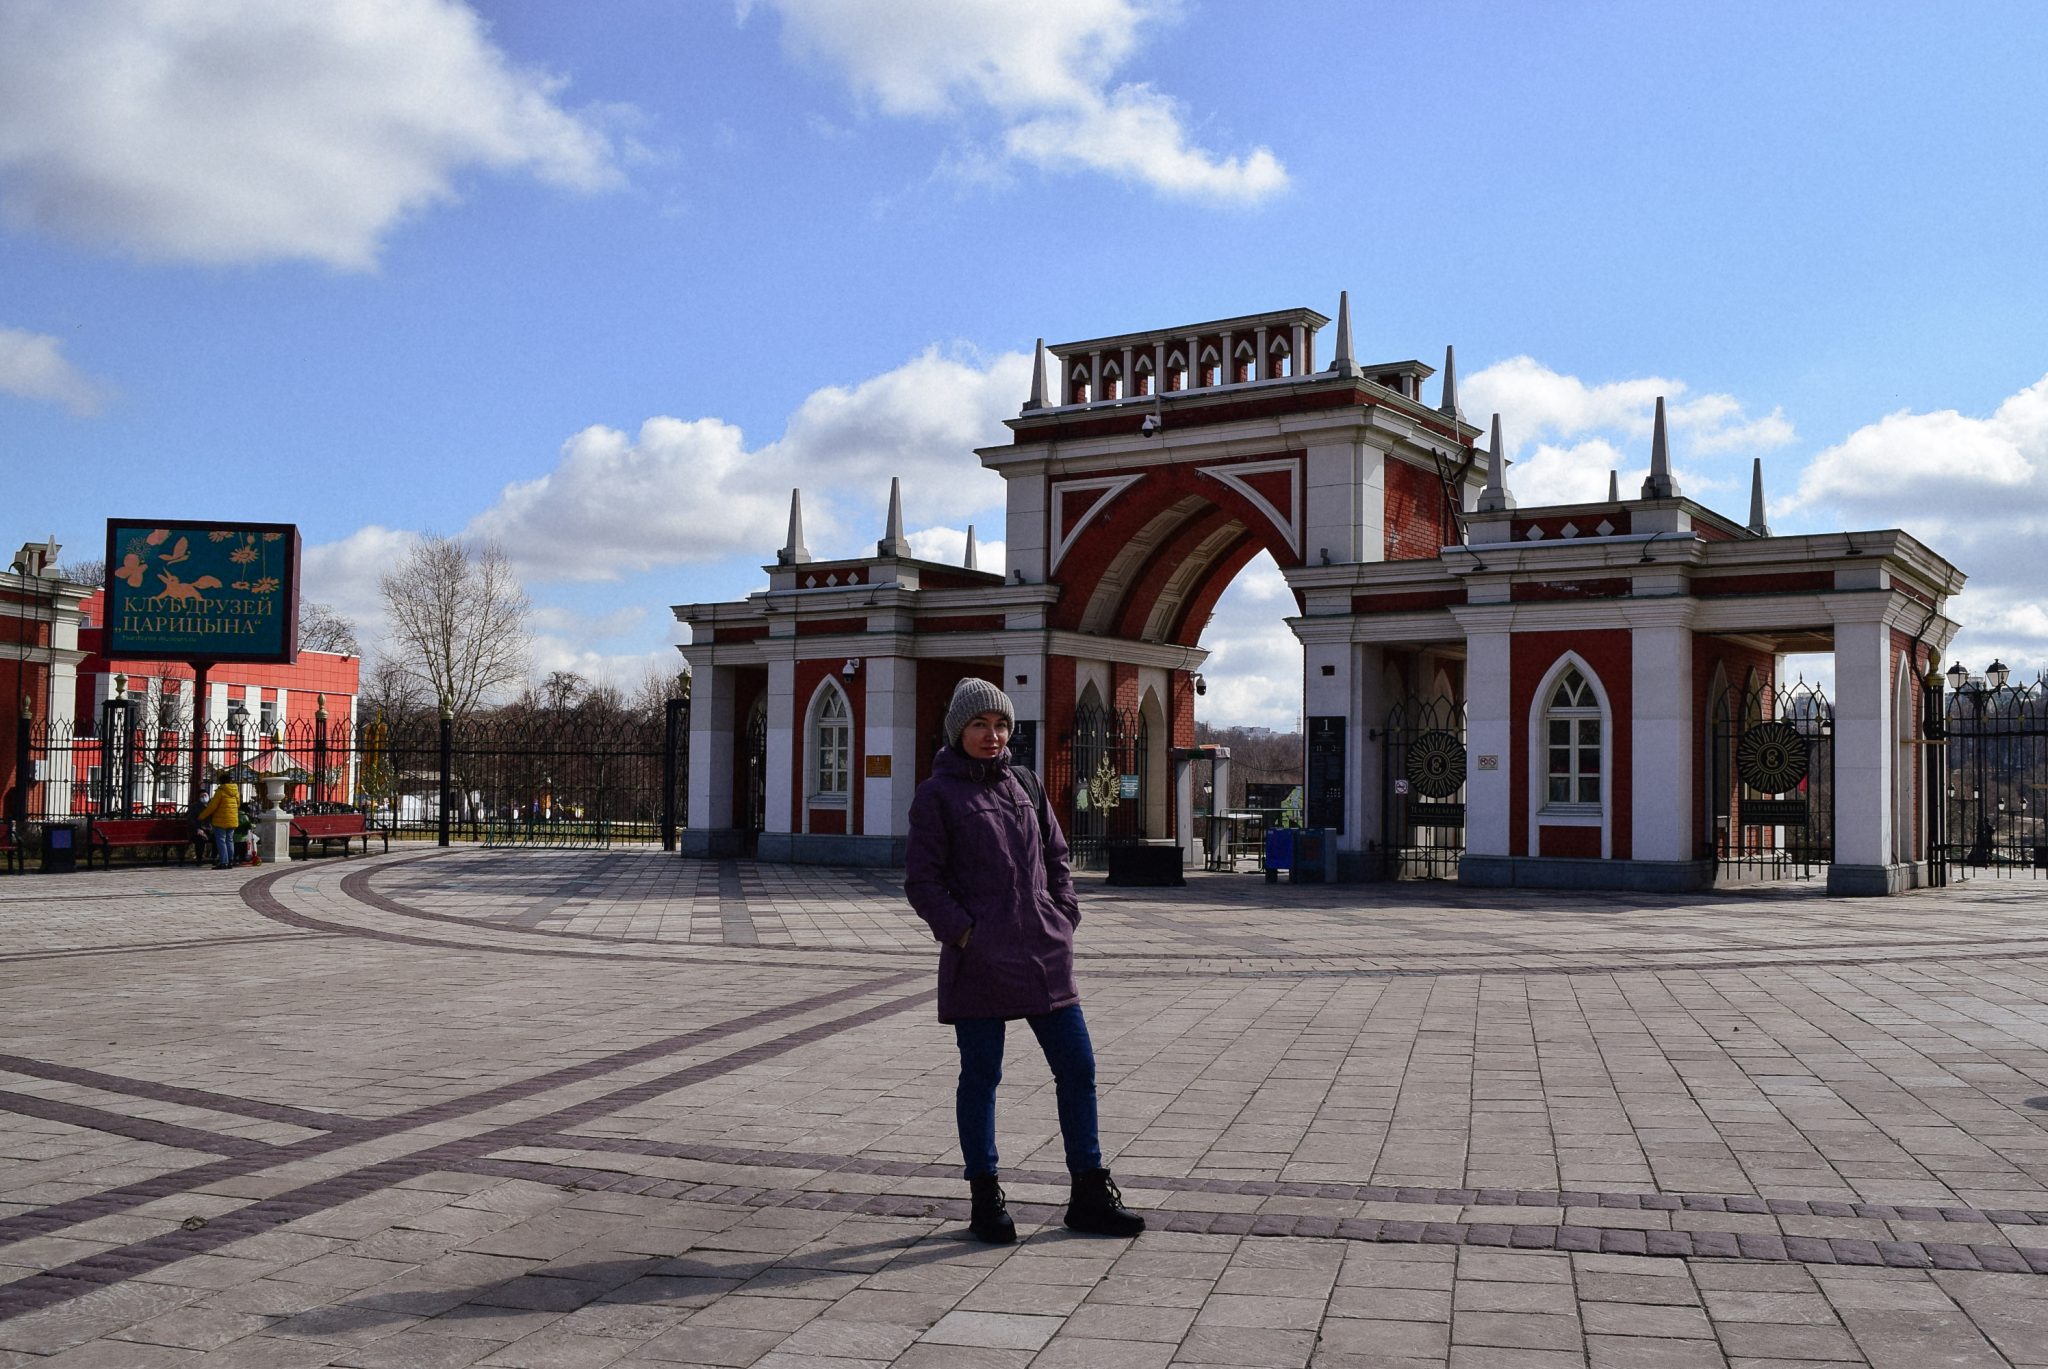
[1544,666,1603,809]
[810,684,850,798]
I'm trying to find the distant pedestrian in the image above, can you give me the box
[906,678,1144,1244]
[195,770,240,870]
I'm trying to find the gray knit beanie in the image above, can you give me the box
[945,677,1015,747]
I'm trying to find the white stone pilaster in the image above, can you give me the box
[1464,628,1513,857]
[860,656,920,838]
[1004,473,1047,583]
[764,659,796,835]
[1629,622,1695,861]
[1304,438,1378,566]
[687,664,737,830]
[1832,616,1894,871]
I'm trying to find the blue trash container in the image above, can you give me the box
[1263,827,1295,883]
[1291,828,1329,884]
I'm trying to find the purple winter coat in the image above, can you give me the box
[905,745,1081,1024]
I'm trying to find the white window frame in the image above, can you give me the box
[806,680,852,809]
[1527,653,1612,857]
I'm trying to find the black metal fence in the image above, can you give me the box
[11,699,687,854]
[1940,674,2047,879]
[1378,696,1466,880]
[1051,701,1150,871]
[1712,678,1835,881]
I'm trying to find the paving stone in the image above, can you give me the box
[9,853,2048,1368]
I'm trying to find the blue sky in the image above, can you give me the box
[4,0,2046,727]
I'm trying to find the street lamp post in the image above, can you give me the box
[1948,660,2009,866]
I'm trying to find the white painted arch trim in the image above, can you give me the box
[801,675,853,830]
[1050,473,1146,573]
[1197,458,1302,557]
[1526,650,1614,861]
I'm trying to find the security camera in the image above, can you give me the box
[1139,413,1162,436]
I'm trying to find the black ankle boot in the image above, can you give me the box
[1064,1167,1145,1237]
[968,1174,1016,1244]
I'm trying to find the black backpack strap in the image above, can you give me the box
[1011,764,1050,857]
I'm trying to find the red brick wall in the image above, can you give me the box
[1384,459,1449,561]
[1511,631,1632,859]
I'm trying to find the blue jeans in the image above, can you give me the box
[209,827,234,867]
[953,1003,1101,1180]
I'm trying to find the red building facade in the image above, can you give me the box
[677,301,1965,896]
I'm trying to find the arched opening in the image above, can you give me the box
[1139,686,1169,837]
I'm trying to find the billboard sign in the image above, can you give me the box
[103,519,300,663]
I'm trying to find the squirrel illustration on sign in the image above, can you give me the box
[157,569,223,602]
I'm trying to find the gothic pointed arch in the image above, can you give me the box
[1527,652,1613,858]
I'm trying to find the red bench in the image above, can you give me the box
[290,812,389,858]
[86,816,202,868]
[1,820,19,874]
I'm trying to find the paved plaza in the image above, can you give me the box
[4,850,2048,1367]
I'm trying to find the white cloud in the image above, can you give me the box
[747,0,1287,204]
[0,324,108,414]
[0,0,619,269]
[1189,552,1301,732]
[1463,356,1793,458]
[907,524,1005,571]
[1791,373,2048,677]
[299,523,421,657]
[1457,356,1793,509]
[470,346,1028,581]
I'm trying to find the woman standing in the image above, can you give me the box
[906,678,1145,1244]
[194,769,241,870]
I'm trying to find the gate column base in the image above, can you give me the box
[1460,855,1716,892]
[679,828,750,859]
[1826,862,1924,896]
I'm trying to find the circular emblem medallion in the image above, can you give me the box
[1736,721,1809,793]
[1404,729,1467,798]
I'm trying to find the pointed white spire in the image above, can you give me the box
[1747,458,1771,536]
[1438,344,1461,419]
[877,476,913,558]
[777,488,810,565]
[1328,290,1361,377]
[1607,469,1620,503]
[1640,396,1680,499]
[963,524,978,570]
[1475,413,1516,513]
[1023,338,1048,413]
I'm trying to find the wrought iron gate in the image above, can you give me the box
[1712,678,1833,880]
[1054,701,1148,871]
[1940,673,2047,879]
[1378,697,1466,880]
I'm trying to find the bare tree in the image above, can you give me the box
[630,659,690,719]
[298,599,361,656]
[55,559,104,587]
[378,535,531,717]
[360,653,430,723]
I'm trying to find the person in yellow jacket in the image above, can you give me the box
[195,770,241,870]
